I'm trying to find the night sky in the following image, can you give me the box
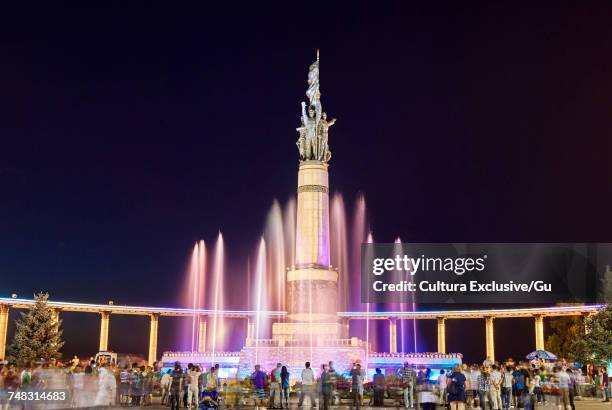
[1,2,612,362]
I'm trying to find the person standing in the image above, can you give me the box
[298,362,316,407]
[555,367,571,410]
[489,365,503,410]
[566,368,576,410]
[501,366,514,409]
[439,370,448,405]
[160,370,171,405]
[320,364,332,410]
[399,362,416,408]
[130,365,143,406]
[602,368,609,403]
[187,364,201,408]
[448,365,467,410]
[350,363,364,410]
[269,363,282,409]
[533,369,543,405]
[280,366,290,409]
[206,366,218,392]
[511,366,525,408]
[95,363,117,407]
[373,368,385,406]
[477,370,491,410]
[328,361,338,405]
[170,363,184,410]
[418,368,438,410]
[469,365,482,409]
[251,364,267,410]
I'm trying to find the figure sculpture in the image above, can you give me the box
[296,51,336,163]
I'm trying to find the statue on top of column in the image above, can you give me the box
[296,50,336,163]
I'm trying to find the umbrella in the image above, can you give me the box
[526,350,558,360]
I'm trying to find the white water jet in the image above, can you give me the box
[210,232,225,360]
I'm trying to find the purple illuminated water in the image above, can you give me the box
[178,193,421,355]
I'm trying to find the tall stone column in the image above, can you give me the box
[286,161,339,329]
[485,316,495,362]
[51,309,61,326]
[246,317,255,346]
[148,314,159,365]
[99,311,110,351]
[341,317,350,339]
[534,315,545,351]
[0,305,9,361]
[389,319,398,353]
[295,161,330,268]
[437,317,446,354]
[198,315,207,353]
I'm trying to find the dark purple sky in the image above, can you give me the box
[1,2,611,361]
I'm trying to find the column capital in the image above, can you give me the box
[0,304,10,313]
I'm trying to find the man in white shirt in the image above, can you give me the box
[160,371,172,405]
[187,366,202,408]
[298,361,317,407]
[556,367,571,410]
[469,365,481,409]
[501,366,513,409]
[489,365,503,410]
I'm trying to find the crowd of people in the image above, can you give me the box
[0,355,610,409]
[243,358,610,410]
[0,357,160,409]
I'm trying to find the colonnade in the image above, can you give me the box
[0,299,602,363]
[382,314,547,361]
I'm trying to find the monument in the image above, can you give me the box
[161,53,462,378]
[238,52,370,373]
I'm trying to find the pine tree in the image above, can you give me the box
[8,292,64,367]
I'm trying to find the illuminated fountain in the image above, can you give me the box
[164,53,461,378]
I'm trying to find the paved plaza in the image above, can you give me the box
[112,399,611,410]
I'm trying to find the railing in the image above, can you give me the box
[0,297,603,319]
[162,351,241,357]
[247,338,369,348]
[368,352,463,359]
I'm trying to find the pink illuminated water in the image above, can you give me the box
[283,198,296,270]
[265,201,286,312]
[210,233,226,359]
[254,238,267,364]
[177,192,422,357]
[191,241,206,351]
[331,194,349,312]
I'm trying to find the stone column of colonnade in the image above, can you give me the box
[0,305,9,360]
[437,317,446,354]
[198,315,207,353]
[485,316,495,362]
[246,318,255,346]
[99,311,110,351]
[534,315,545,351]
[389,318,398,353]
[51,309,61,326]
[148,314,159,364]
